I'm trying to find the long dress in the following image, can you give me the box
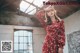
[36,10,65,53]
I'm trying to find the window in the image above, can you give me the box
[20,0,49,15]
[14,30,33,53]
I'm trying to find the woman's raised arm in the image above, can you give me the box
[36,10,47,29]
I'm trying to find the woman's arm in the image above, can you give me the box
[36,10,48,21]
[58,20,65,48]
[58,48,63,53]
[58,20,65,53]
[36,10,47,29]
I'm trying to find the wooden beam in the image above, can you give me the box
[24,0,34,12]
[23,0,40,9]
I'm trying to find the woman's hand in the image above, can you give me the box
[58,48,63,53]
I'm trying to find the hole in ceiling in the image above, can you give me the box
[20,0,48,15]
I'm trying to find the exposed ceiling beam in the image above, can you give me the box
[24,0,35,12]
[27,8,36,13]
[23,0,40,9]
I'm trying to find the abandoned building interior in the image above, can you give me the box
[0,0,80,53]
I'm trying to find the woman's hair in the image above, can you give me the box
[45,12,59,25]
[46,13,52,25]
[44,6,59,25]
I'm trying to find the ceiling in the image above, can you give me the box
[0,0,80,26]
[0,0,80,18]
[0,0,20,11]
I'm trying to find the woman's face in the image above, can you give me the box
[46,9,55,17]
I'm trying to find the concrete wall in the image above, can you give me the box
[63,10,80,53]
[0,25,46,53]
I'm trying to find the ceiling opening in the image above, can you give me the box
[20,0,49,15]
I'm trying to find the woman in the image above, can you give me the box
[36,6,65,53]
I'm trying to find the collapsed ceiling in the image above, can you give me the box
[0,0,80,26]
[0,0,20,11]
[0,0,80,18]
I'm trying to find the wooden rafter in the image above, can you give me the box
[24,0,35,12]
[23,0,40,9]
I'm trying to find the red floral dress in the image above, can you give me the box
[36,10,65,53]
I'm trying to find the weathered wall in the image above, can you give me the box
[0,25,46,53]
[0,12,40,26]
[64,10,80,53]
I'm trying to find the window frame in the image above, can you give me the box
[13,29,33,53]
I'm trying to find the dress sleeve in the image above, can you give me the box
[58,20,65,49]
[36,10,47,29]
